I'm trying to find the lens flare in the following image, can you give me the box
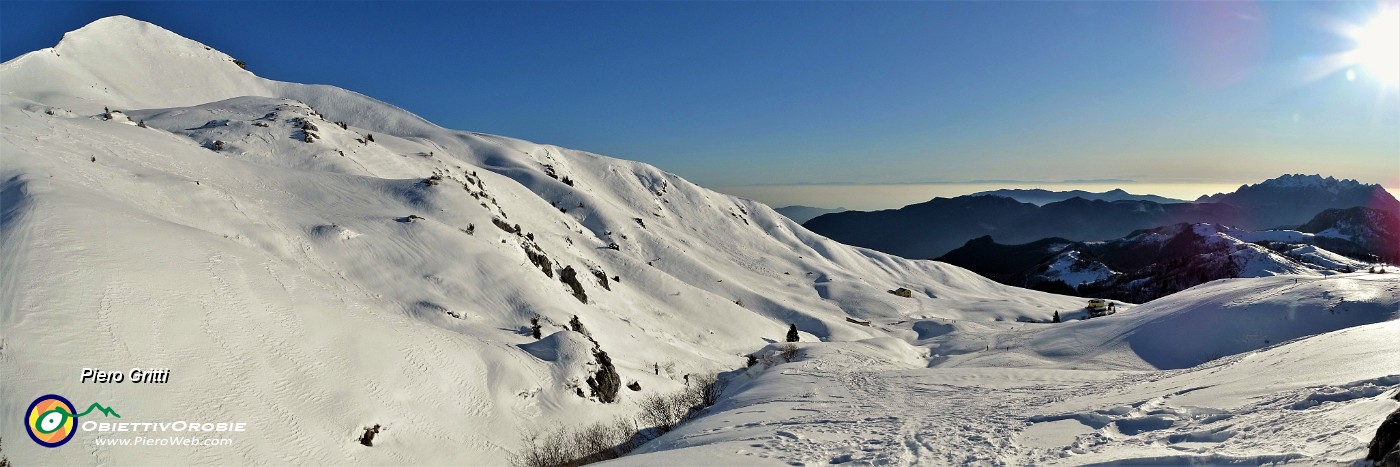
[1351,6,1400,86]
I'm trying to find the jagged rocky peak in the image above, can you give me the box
[1253,173,1363,190]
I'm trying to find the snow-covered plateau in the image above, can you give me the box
[1,17,1396,466]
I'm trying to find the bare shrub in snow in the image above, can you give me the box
[779,343,800,363]
[512,416,637,467]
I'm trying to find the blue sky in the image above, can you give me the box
[3,1,1397,200]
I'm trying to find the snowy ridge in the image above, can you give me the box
[0,16,1083,465]
[2,16,1397,467]
[1039,250,1118,287]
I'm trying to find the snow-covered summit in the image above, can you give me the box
[0,17,1088,465]
[1252,173,1362,191]
[3,16,261,110]
[2,17,1396,467]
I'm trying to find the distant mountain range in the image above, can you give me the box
[969,188,1184,205]
[937,221,1374,303]
[774,205,847,224]
[804,174,1400,260]
[1197,174,1400,229]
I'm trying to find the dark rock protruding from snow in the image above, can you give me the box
[1368,407,1400,466]
[586,349,621,403]
[560,266,587,303]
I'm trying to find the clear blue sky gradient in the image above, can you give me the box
[3,1,1396,192]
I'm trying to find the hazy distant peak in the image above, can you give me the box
[969,188,1183,206]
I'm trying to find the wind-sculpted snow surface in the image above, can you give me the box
[1006,274,1400,370]
[613,320,1400,466]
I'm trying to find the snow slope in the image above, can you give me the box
[1002,274,1399,370]
[0,17,1085,465]
[4,17,1396,467]
[613,275,1400,465]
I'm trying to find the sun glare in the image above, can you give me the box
[1351,6,1400,86]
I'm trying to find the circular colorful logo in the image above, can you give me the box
[26,394,77,448]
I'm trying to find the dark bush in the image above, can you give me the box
[530,317,542,339]
[492,217,515,233]
[786,324,799,342]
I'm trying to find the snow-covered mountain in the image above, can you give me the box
[804,195,1247,259]
[1197,174,1400,229]
[938,223,1370,302]
[2,17,1396,467]
[807,175,1400,259]
[1298,206,1400,263]
[0,17,1084,465]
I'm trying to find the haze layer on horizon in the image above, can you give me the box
[722,181,1400,212]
